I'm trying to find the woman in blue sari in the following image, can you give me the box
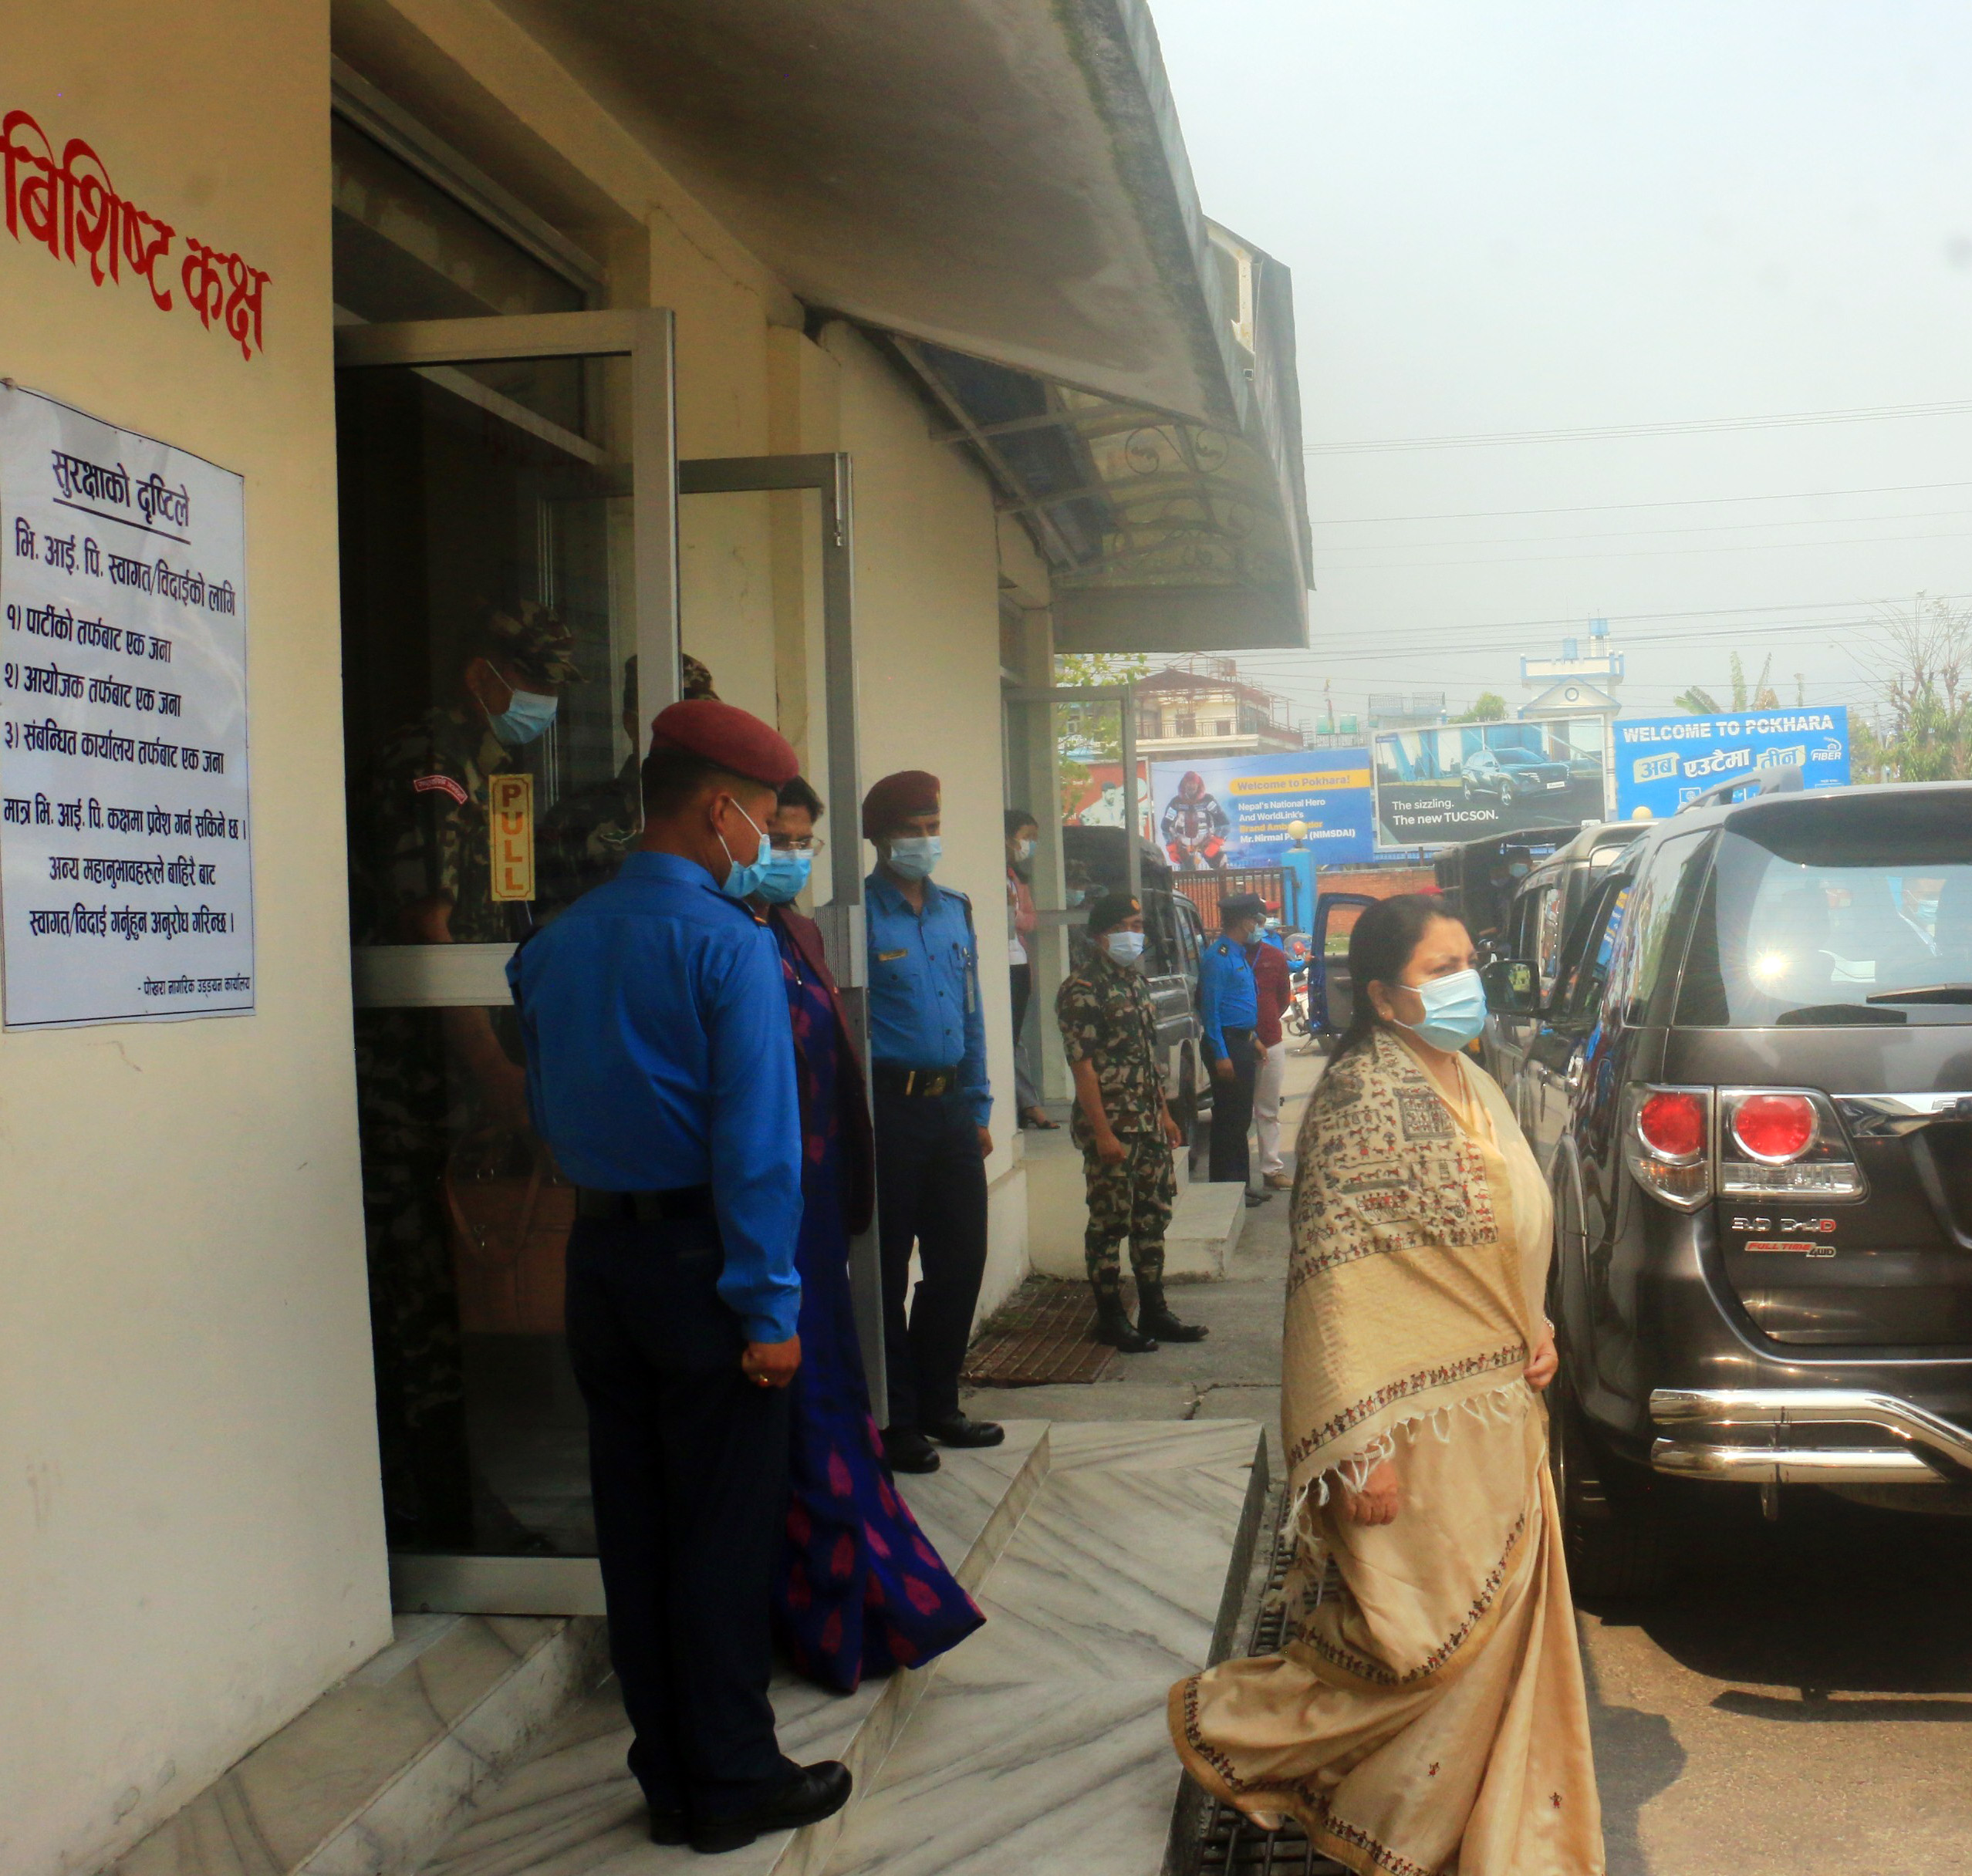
[755,777,984,1692]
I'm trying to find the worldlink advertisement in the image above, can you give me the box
[1372,719,1608,849]
[1612,708,1850,819]
[1150,749,1375,869]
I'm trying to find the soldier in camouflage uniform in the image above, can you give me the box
[350,600,582,1547]
[538,653,719,910]
[1055,892,1209,1353]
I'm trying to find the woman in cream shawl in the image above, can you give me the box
[1169,894,1604,1876]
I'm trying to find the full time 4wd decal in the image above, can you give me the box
[1732,1214,1839,1257]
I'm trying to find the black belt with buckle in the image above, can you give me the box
[873,1064,961,1098]
[575,1184,715,1223]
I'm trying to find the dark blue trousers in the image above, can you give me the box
[874,1085,988,1429]
[564,1216,795,1820]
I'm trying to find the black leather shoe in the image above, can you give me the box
[1244,1189,1273,1208]
[690,1762,853,1854]
[883,1427,941,1473]
[648,1809,687,1845]
[924,1412,1005,1448]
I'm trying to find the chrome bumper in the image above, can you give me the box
[1649,1388,1972,1486]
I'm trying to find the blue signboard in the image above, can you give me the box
[1612,708,1850,820]
[1150,750,1374,871]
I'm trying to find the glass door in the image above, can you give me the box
[335,310,674,1615]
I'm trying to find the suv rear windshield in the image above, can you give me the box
[1677,791,1972,1027]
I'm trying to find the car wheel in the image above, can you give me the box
[1499,778,1516,807]
[1549,1358,1671,1599]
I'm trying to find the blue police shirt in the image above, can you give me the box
[865,870,991,1127]
[508,849,802,1344]
[1199,933,1259,1060]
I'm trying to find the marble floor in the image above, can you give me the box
[407,1420,1264,1876]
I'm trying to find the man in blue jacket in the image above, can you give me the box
[1200,891,1269,1206]
[863,769,1004,1474]
[510,697,849,1854]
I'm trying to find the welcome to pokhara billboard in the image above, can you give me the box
[1612,708,1850,819]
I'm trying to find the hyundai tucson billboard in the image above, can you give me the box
[1373,720,1609,849]
[1612,707,1849,819]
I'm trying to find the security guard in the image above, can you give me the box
[511,698,850,1854]
[349,599,579,1548]
[1200,891,1268,1203]
[1055,892,1208,1351]
[862,769,1004,1474]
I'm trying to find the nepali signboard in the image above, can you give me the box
[0,385,253,1027]
[1151,749,1373,870]
[1373,719,1608,849]
[1612,708,1849,820]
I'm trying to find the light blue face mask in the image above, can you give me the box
[754,845,813,906]
[885,835,941,882]
[1400,967,1487,1052]
[717,800,773,900]
[488,684,559,747]
[1104,930,1146,967]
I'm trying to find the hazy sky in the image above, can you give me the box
[1146,0,1972,730]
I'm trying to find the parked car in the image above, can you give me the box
[1477,821,1646,1112]
[1433,824,1579,950]
[1460,746,1572,805]
[1481,773,1972,1595]
[1060,825,1213,1156]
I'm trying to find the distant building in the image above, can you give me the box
[1135,655,1307,763]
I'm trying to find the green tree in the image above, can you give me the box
[1453,690,1508,723]
[1674,651,1777,716]
[1862,595,1972,781]
[1051,651,1151,761]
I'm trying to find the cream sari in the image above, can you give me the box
[1169,1028,1604,1876]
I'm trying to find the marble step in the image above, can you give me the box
[817,1420,1269,1876]
[412,1426,1054,1876]
[113,1615,610,1876]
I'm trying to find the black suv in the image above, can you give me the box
[1483,775,1972,1593]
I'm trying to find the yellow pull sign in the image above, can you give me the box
[488,773,535,903]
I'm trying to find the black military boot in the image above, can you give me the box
[1137,1279,1209,1343]
[1092,1287,1159,1353]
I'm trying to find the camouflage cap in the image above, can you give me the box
[472,599,583,690]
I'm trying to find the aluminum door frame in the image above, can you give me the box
[336,310,675,1615]
[675,453,881,1411]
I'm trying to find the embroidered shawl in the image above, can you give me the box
[1281,1027,1539,1510]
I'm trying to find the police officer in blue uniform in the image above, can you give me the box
[1200,891,1271,1205]
[862,769,1005,1474]
[510,698,851,1855]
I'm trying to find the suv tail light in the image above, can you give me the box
[1623,1085,1713,1210]
[1719,1088,1864,1198]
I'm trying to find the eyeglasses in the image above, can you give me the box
[771,835,826,855]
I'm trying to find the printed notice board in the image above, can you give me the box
[0,386,253,1027]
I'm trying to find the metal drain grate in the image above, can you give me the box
[1188,1512,1348,1876]
[961,1277,1117,1386]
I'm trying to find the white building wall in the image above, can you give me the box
[0,11,392,1873]
[820,323,1030,1321]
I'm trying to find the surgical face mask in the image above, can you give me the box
[1013,837,1035,863]
[717,799,772,900]
[488,684,559,747]
[1398,967,1487,1053]
[885,835,940,882]
[754,844,813,905]
[1104,930,1146,967]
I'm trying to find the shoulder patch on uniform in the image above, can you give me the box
[414,773,469,805]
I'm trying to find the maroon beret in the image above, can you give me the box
[650,699,799,788]
[862,769,940,838]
